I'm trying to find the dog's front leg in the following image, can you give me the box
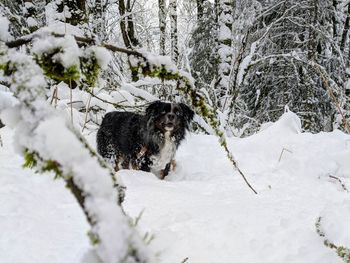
[160,162,171,180]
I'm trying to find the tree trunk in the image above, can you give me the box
[340,3,350,52]
[197,0,205,21]
[169,0,178,64]
[332,0,339,39]
[126,0,139,47]
[23,0,38,32]
[56,0,87,26]
[158,0,166,55]
[90,0,104,40]
[215,0,234,110]
[119,0,140,81]
[307,0,318,61]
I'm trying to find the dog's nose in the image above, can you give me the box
[167,113,175,121]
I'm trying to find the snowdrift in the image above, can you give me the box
[1,111,350,263]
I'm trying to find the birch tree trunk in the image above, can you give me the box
[169,0,178,64]
[215,0,234,111]
[158,0,167,55]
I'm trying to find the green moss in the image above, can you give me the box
[337,247,350,262]
[23,150,37,168]
[0,61,16,76]
[133,61,181,82]
[23,150,63,178]
[80,55,100,87]
[317,217,350,263]
[35,51,80,82]
[42,160,62,177]
[88,230,99,246]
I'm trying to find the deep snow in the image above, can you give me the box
[1,111,350,263]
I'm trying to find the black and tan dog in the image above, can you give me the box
[96,101,194,179]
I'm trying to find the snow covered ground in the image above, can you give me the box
[1,111,350,263]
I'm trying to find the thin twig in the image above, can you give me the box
[278,147,293,162]
[69,79,73,125]
[329,175,349,192]
[50,86,58,105]
[222,144,258,194]
[83,87,148,109]
[82,94,92,133]
[54,86,58,108]
[133,209,145,227]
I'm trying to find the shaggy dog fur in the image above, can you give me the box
[96,101,194,179]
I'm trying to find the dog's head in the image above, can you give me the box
[145,101,194,133]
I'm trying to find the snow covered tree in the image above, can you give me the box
[169,0,178,64]
[189,1,218,105]
[215,0,235,111]
[117,0,141,82]
[0,0,46,37]
[232,0,349,135]
[158,0,167,55]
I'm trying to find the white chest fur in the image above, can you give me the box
[150,132,176,176]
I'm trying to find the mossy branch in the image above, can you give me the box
[1,41,152,263]
[316,217,350,262]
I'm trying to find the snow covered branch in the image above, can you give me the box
[0,33,153,262]
[316,217,350,263]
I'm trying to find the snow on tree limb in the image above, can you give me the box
[0,34,153,262]
[316,217,350,263]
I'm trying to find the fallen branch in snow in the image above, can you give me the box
[181,257,189,263]
[82,94,92,132]
[278,147,293,162]
[328,175,349,192]
[316,217,350,262]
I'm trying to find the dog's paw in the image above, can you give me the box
[171,159,177,171]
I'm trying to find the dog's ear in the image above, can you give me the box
[179,103,194,123]
[146,100,162,117]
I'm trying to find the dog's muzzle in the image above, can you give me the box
[164,113,176,130]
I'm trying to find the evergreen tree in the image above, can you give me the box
[233,0,348,135]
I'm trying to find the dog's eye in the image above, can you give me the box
[161,110,166,115]
[175,110,182,116]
